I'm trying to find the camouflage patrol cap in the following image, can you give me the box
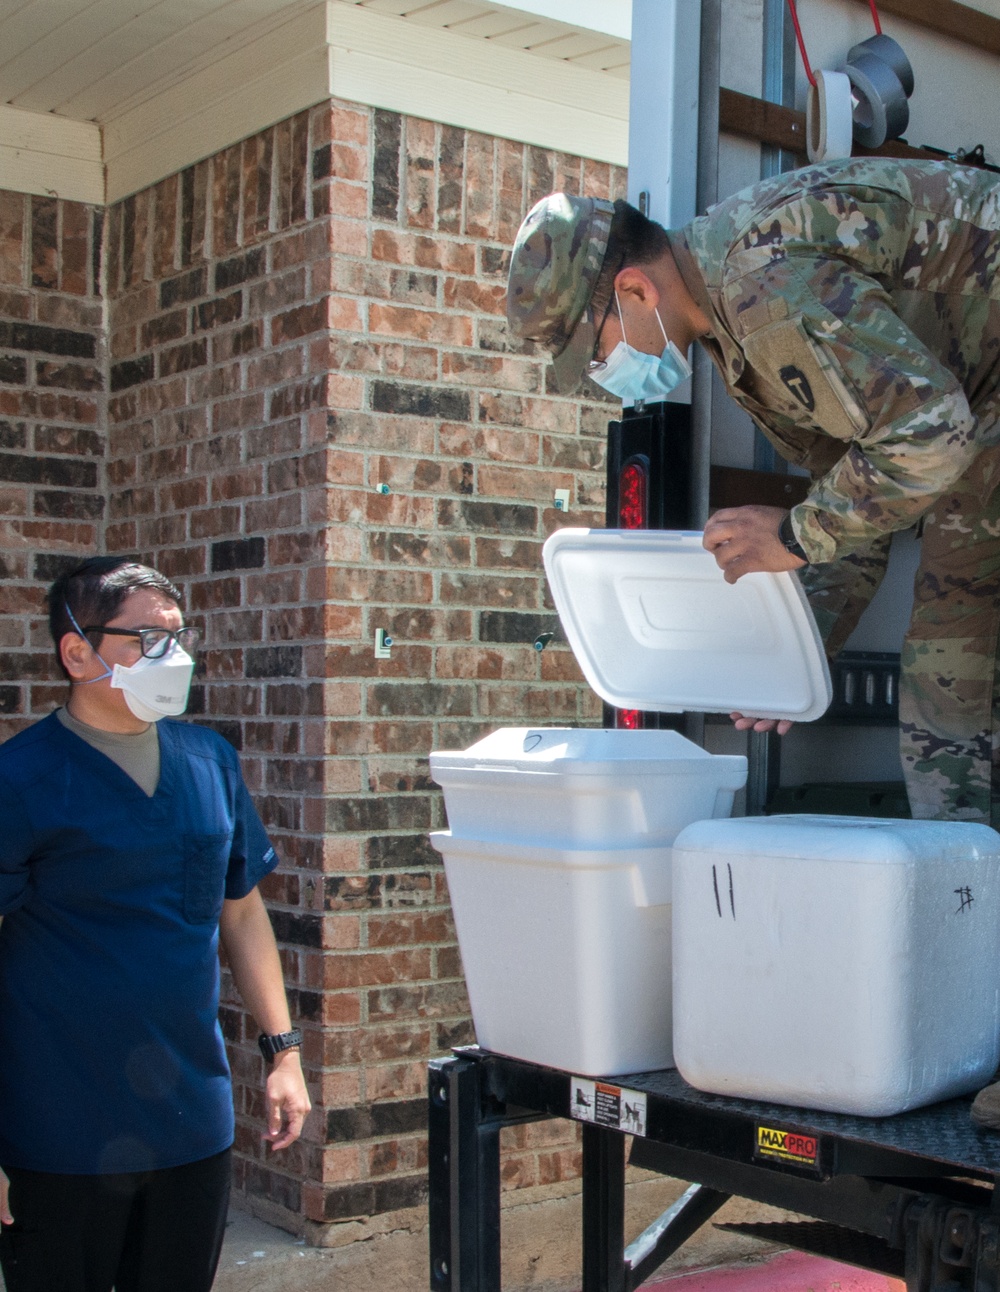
[506,193,615,392]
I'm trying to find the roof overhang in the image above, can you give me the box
[0,0,630,206]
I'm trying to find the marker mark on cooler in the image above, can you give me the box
[955,886,974,914]
[728,863,735,918]
[712,865,722,918]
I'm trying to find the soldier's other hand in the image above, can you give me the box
[702,505,805,584]
[730,713,795,736]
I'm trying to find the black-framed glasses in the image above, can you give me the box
[82,625,202,659]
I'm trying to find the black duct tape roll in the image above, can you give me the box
[847,33,914,98]
[846,50,909,148]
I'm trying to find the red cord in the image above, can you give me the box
[785,0,816,87]
[786,0,882,87]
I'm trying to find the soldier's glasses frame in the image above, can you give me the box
[81,625,202,658]
[587,250,628,374]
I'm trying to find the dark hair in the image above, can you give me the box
[49,556,182,679]
[590,199,672,327]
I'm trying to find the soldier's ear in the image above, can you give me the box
[614,266,660,313]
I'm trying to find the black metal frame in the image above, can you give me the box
[428,1048,1000,1292]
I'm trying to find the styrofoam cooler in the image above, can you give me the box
[671,815,1000,1115]
[429,727,747,1076]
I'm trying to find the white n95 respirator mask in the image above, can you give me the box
[110,647,195,723]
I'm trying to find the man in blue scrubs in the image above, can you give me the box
[0,556,311,1292]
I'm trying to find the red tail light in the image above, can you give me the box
[615,708,643,730]
[618,458,648,529]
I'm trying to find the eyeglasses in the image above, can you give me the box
[82,625,202,658]
[587,252,627,374]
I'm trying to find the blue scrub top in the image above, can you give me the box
[0,713,278,1174]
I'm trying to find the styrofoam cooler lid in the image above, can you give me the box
[430,724,719,782]
[542,529,832,721]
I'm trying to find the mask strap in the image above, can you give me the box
[654,307,670,349]
[65,603,113,685]
[613,291,629,348]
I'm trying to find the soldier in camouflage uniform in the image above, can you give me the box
[506,160,1000,835]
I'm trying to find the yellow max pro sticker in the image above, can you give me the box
[754,1124,819,1170]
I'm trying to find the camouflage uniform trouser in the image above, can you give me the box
[802,445,1000,826]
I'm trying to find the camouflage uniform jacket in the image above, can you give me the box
[667,157,1000,564]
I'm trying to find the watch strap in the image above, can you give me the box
[258,1027,303,1061]
[778,513,809,564]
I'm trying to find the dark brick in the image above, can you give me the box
[0,321,97,359]
[439,499,537,534]
[366,833,440,870]
[324,875,382,910]
[294,989,322,1020]
[269,910,322,948]
[35,490,104,519]
[480,246,510,277]
[186,684,205,715]
[0,686,21,714]
[159,266,207,309]
[312,143,332,181]
[368,681,473,717]
[158,339,207,376]
[372,111,401,221]
[141,310,188,348]
[0,356,27,384]
[0,421,26,449]
[91,209,103,298]
[373,1174,427,1215]
[110,355,154,392]
[34,425,104,456]
[246,645,302,678]
[325,1097,425,1144]
[215,248,265,291]
[30,196,58,289]
[480,611,559,644]
[35,361,103,391]
[325,795,432,833]
[371,380,469,421]
[211,537,265,571]
[0,453,97,487]
[371,1098,426,1136]
[33,552,85,582]
[200,718,242,750]
[195,292,243,330]
[322,1182,376,1222]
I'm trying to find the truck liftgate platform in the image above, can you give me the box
[428,1048,1000,1292]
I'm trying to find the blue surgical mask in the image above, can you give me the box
[589,294,692,406]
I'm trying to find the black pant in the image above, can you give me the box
[0,1148,231,1292]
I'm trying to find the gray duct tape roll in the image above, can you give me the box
[847,33,914,98]
[846,50,909,148]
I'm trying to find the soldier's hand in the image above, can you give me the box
[730,713,795,736]
[0,1167,12,1225]
[702,505,806,584]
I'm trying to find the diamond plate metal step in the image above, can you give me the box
[715,1221,906,1278]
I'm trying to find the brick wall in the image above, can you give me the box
[0,194,105,732]
[4,96,625,1235]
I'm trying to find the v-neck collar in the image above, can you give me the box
[48,712,177,810]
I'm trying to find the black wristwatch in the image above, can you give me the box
[779,513,809,565]
[258,1028,302,1062]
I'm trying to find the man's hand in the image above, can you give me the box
[263,1050,311,1152]
[703,505,806,584]
[730,713,795,736]
[1,1166,12,1225]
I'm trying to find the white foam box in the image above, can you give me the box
[671,814,1000,1115]
[429,726,747,850]
[429,727,747,1076]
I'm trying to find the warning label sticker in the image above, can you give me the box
[754,1124,820,1172]
[570,1079,647,1137]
